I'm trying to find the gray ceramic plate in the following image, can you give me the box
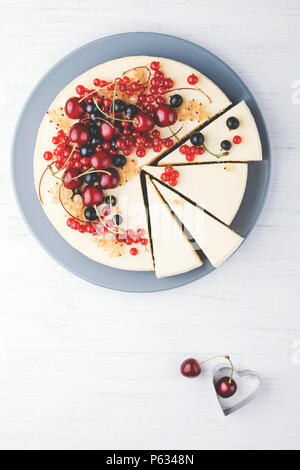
[11,32,271,292]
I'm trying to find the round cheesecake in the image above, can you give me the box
[34,56,260,277]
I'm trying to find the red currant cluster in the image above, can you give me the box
[116,228,148,249]
[160,166,180,187]
[179,144,205,162]
[67,218,96,234]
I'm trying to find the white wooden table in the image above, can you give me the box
[1,0,300,450]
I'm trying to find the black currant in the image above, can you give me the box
[84,206,98,221]
[221,140,232,151]
[112,154,127,168]
[112,214,122,225]
[84,172,98,185]
[170,94,183,108]
[80,144,94,158]
[90,136,102,147]
[125,104,139,119]
[89,124,100,138]
[110,139,118,150]
[105,195,117,206]
[190,132,205,146]
[113,99,125,113]
[226,116,239,130]
[86,102,99,115]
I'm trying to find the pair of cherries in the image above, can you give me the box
[180,355,237,398]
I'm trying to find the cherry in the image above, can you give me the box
[216,377,237,398]
[82,185,104,207]
[133,112,155,133]
[70,122,89,145]
[64,97,85,119]
[62,168,82,189]
[100,122,116,141]
[154,104,177,127]
[99,168,120,189]
[90,151,112,170]
[180,358,201,378]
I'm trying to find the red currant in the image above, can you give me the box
[130,247,138,256]
[187,74,198,85]
[43,151,53,161]
[150,61,160,71]
[233,135,242,144]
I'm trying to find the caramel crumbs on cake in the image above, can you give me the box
[172,198,184,206]
[49,182,84,219]
[47,107,73,131]
[177,100,210,122]
[93,235,125,257]
[224,164,233,172]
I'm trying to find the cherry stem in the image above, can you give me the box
[58,183,96,225]
[167,125,180,142]
[203,144,228,159]
[122,65,151,85]
[165,87,212,103]
[198,354,234,383]
[38,162,55,204]
[112,79,121,122]
[78,80,119,102]
[49,167,110,182]
[93,98,138,124]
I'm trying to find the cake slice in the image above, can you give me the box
[143,163,248,226]
[157,101,262,165]
[153,180,243,267]
[145,176,202,278]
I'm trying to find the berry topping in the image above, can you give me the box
[233,135,242,144]
[216,377,237,398]
[221,140,232,151]
[180,358,201,378]
[65,97,85,119]
[70,122,89,145]
[84,206,98,221]
[190,132,205,146]
[187,74,198,85]
[82,186,104,207]
[154,104,177,127]
[99,168,120,189]
[90,151,112,170]
[160,166,180,186]
[133,112,155,133]
[170,94,183,108]
[130,247,138,256]
[62,168,82,189]
[112,154,127,168]
[226,116,240,130]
